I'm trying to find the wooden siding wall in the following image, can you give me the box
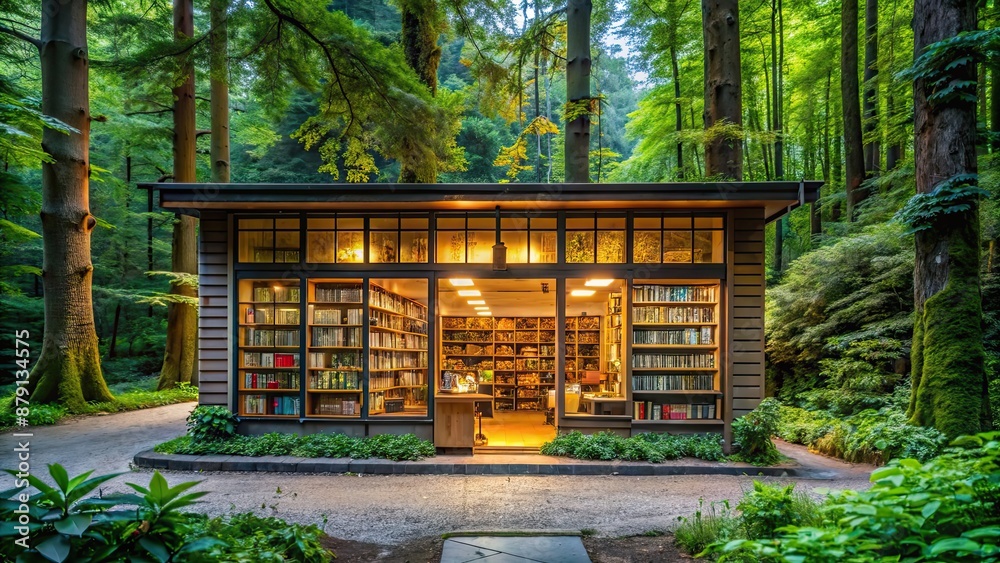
[730,208,766,418]
[198,211,230,406]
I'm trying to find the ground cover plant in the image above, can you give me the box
[0,463,332,562]
[539,430,726,462]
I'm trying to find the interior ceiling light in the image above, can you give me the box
[457,289,481,297]
[448,279,474,287]
[584,279,615,287]
[467,299,486,305]
[474,306,490,310]
[477,311,493,316]
[570,289,596,297]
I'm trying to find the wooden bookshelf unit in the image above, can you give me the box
[237,280,302,418]
[367,283,429,416]
[630,283,723,425]
[306,281,364,418]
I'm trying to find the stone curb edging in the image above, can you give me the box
[134,450,832,478]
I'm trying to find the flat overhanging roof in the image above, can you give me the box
[139,181,822,223]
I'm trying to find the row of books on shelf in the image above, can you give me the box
[369,285,427,320]
[309,371,361,390]
[312,396,359,415]
[245,307,299,325]
[371,370,425,389]
[253,286,300,303]
[566,332,600,344]
[633,306,716,324]
[370,393,406,413]
[370,350,428,370]
[633,402,716,420]
[633,285,716,303]
[369,331,427,349]
[311,327,362,347]
[633,353,716,369]
[314,284,363,303]
[243,352,299,368]
[243,328,300,347]
[243,372,299,389]
[371,312,427,333]
[308,351,361,369]
[243,394,300,416]
[632,374,716,391]
[313,308,363,325]
[634,328,714,345]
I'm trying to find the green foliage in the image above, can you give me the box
[186,405,239,443]
[706,433,1000,562]
[0,384,197,430]
[674,498,740,556]
[731,398,783,466]
[894,173,989,234]
[157,432,436,462]
[898,28,1000,106]
[0,464,223,562]
[736,481,821,540]
[188,512,331,563]
[539,430,725,463]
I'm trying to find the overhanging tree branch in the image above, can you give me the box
[0,25,40,50]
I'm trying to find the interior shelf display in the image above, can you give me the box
[238,280,302,417]
[630,283,721,423]
[307,281,364,418]
[565,315,602,384]
[440,316,562,411]
[368,283,429,416]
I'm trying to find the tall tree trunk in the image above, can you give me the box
[832,112,844,222]
[399,0,442,183]
[907,0,989,436]
[702,0,743,180]
[108,303,121,358]
[669,0,684,179]
[29,0,115,409]
[772,0,784,180]
[689,106,703,176]
[158,0,199,390]
[886,91,901,169]
[842,0,866,220]
[863,0,879,175]
[814,68,832,236]
[211,0,230,185]
[761,38,773,180]
[992,61,1000,152]
[565,0,592,183]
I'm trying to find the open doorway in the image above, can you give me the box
[438,278,557,448]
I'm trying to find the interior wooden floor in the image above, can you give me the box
[478,411,556,448]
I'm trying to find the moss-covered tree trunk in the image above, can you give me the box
[158,0,199,390]
[29,0,115,411]
[398,0,441,183]
[907,0,989,437]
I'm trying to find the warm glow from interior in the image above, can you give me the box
[570,289,596,297]
[584,279,615,287]
[457,289,481,297]
[467,299,486,305]
[448,278,474,286]
[476,311,493,316]
[474,306,489,310]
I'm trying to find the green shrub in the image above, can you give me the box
[190,512,331,562]
[540,431,725,463]
[674,498,741,556]
[736,481,821,540]
[731,398,783,465]
[706,432,1000,562]
[156,431,436,461]
[186,405,239,442]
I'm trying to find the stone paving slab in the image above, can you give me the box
[440,536,591,563]
[134,449,823,478]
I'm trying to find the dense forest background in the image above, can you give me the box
[0,0,997,444]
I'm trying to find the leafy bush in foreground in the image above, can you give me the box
[736,481,821,540]
[705,432,1000,562]
[187,405,239,442]
[675,498,740,555]
[540,430,725,462]
[731,398,783,466]
[156,431,436,461]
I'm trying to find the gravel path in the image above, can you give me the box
[2,403,876,545]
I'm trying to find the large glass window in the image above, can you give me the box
[632,214,724,264]
[437,213,556,264]
[306,217,364,263]
[564,278,626,417]
[566,214,626,263]
[238,218,300,263]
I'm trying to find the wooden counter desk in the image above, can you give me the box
[434,393,493,452]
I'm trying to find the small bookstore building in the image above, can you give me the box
[143,182,820,451]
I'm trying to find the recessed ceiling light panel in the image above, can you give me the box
[584,279,615,287]
[448,279,474,287]
[457,289,481,297]
[570,289,596,297]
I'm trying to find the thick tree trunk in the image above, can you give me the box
[158,0,199,390]
[702,0,742,180]
[907,0,988,437]
[814,69,832,236]
[30,0,115,410]
[863,0,879,175]
[992,61,1000,152]
[210,0,230,185]
[565,0,592,183]
[772,0,784,180]
[668,0,684,179]
[399,0,442,183]
[832,114,843,222]
[842,0,866,220]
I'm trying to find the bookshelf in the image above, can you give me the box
[368,283,429,416]
[604,292,623,394]
[630,283,722,424]
[564,315,602,386]
[306,281,364,418]
[237,280,302,417]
